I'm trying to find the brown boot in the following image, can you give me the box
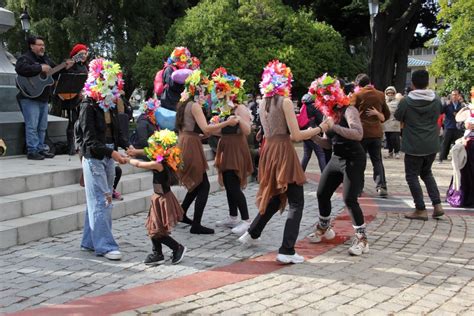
[405,209,428,221]
[432,204,444,219]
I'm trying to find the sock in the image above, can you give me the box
[319,216,331,228]
[353,224,367,237]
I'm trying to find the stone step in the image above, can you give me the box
[0,146,215,196]
[0,174,222,249]
[0,160,218,222]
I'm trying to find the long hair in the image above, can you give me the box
[175,99,190,131]
[263,94,283,113]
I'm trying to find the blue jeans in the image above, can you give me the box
[81,154,119,255]
[301,139,327,172]
[20,98,48,154]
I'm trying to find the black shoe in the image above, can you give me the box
[39,151,55,158]
[172,245,187,264]
[144,252,165,266]
[27,152,45,160]
[190,224,215,234]
[180,215,193,225]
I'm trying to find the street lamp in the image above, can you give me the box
[19,6,30,40]
[368,0,379,85]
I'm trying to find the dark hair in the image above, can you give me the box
[27,35,44,49]
[411,70,429,89]
[175,100,188,132]
[344,83,355,95]
[355,73,370,87]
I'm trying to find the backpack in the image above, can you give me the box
[154,65,176,97]
[297,103,310,129]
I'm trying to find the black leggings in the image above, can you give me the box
[181,173,210,226]
[248,183,304,255]
[317,155,366,226]
[114,166,122,190]
[222,170,249,220]
[151,235,180,255]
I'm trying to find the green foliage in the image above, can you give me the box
[134,0,360,97]
[132,44,172,93]
[430,0,474,95]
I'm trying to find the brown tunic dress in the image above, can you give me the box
[177,101,209,191]
[256,96,306,214]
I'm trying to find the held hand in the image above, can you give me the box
[366,107,380,118]
[111,151,127,164]
[41,64,51,73]
[65,59,74,69]
[322,117,334,129]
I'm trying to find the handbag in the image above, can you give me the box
[297,103,310,129]
[155,107,176,130]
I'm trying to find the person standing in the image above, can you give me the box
[15,35,73,160]
[238,60,329,264]
[383,86,401,159]
[76,58,130,260]
[439,89,466,163]
[395,70,444,220]
[351,74,391,197]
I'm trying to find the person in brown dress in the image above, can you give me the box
[238,60,330,264]
[175,70,239,234]
[210,68,254,235]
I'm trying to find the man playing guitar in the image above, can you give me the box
[15,35,74,160]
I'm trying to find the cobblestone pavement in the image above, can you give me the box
[2,149,474,315]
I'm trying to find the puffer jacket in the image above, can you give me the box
[383,86,401,132]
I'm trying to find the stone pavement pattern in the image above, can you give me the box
[1,149,473,315]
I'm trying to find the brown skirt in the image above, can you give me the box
[146,192,184,238]
[215,133,254,188]
[178,131,209,191]
[256,134,306,214]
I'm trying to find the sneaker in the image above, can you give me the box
[172,245,187,264]
[308,224,336,243]
[39,151,55,158]
[348,233,369,256]
[27,152,45,160]
[144,252,165,266]
[238,231,259,247]
[394,153,401,159]
[231,221,251,236]
[104,250,122,260]
[377,188,388,197]
[112,189,123,201]
[276,253,304,264]
[405,209,428,221]
[432,204,444,219]
[216,216,240,228]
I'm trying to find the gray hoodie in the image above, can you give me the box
[394,89,442,155]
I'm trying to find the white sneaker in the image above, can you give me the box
[104,250,122,260]
[231,221,251,236]
[394,153,401,159]
[216,216,240,228]
[238,232,259,247]
[348,234,369,256]
[276,253,304,264]
[307,225,336,243]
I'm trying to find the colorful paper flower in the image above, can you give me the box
[141,98,160,126]
[308,74,350,119]
[180,69,213,110]
[259,60,292,98]
[166,47,198,70]
[143,130,183,171]
[84,58,124,112]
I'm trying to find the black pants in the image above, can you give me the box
[248,183,304,255]
[361,138,387,190]
[181,173,210,226]
[440,129,463,161]
[317,155,366,226]
[222,170,249,220]
[385,132,400,154]
[151,235,180,255]
[65,104,80,155]
[404,153,441,210]
[114,166,122,190]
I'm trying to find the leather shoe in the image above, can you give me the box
[27,152,45,160]
[39,151,55,158]
[405,209,428,221]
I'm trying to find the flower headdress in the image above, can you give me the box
[180,69,213,109]
[259,60,292,98]
[143,130,183,171]
[141,98,160,125]
[167,47,195,70]
[308,74,350,119]
[84,58,124,112]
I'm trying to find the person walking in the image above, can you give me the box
[383,86,401,159]
[238,60,329,264]
[395,69,444,220]
[439,89,466,163]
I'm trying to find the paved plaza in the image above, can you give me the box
[1,150,473,315]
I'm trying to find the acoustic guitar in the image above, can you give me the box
[16,52,85,99]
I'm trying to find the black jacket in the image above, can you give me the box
[15,51,57,102]
[76,98,130,159]
[306,102,324,128]
[160,66,184,111]
[133,113,158,149]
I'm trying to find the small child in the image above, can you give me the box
[128,134,186,265]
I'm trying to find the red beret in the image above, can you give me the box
[70,43,88,58]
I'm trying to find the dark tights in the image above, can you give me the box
[113,166,122,190]
[222,170,249,220]
[181,173,210,226]
[151,235,180,255]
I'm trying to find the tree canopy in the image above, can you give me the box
[430,0,474,95]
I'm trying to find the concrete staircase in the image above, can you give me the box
[0,147,220,249]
